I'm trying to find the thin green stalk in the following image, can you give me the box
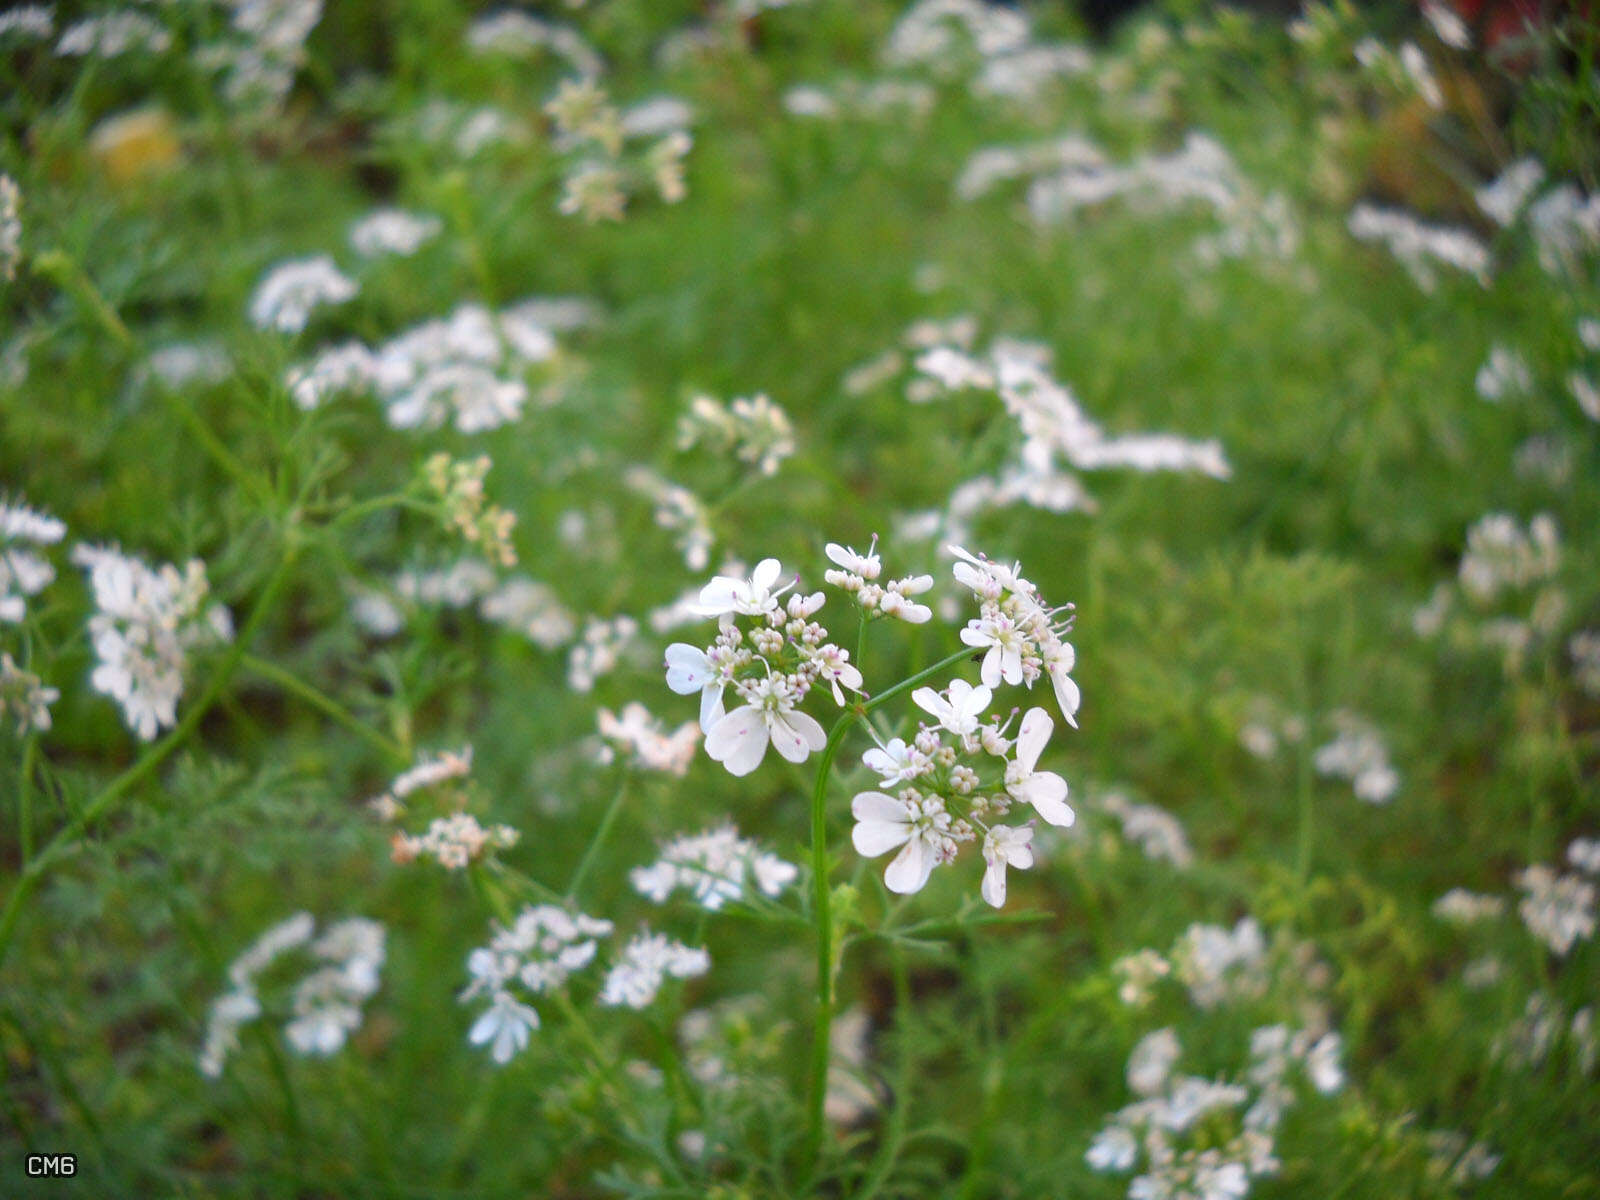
[239,652,408,762]
[0,535,301,971]
[17,735,36,864]
[804,644,973,1172]
[566,768,630,902]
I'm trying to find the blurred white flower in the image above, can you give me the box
[248,255,358,334]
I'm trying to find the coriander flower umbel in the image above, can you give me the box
[705,672,826,777]
[851,788,962,895]
[950,545,1080,726]
[665,556,860,776]
[825,536,934,624]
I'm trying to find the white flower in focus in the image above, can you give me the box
[1004,707,1074,826]
[469,991,540,1064]
[980,823,1034,907]
[911,678,992,736]
[825,541,882,580]
[704,673,826,776]
[664,641,729,733]
[862,736,921,784]
[851,789,952,895]
[961,610,1028,686]
[694,557,793,617]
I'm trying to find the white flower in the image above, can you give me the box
[694,557,793,617]
[703,674,826,776]
[1086,1124,1138,1172]
[599,932,710,1009]
[825,541,882,580]
[911,678,992,736]
[630,824,798,910]
[349,208,442,258]
[961,611,1028,686]
[664,641,728,733]
[980,823,1034,907]
[0,653,57,734]
[1002,708,1074,826]
[469,991,540,1064]
[248,255,358,334]
[1128,1027,1182,1096]
[862,736,921,784]
[851,790,951,894]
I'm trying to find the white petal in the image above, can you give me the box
[704,707,769,776]
[1051,668,1081,727]
[664,643,711,694]
[884,836,935,894]
[770,710,821,763]
[1015,707,1052,772]
[1017,772,1074,827]
[698,681,726,733]
[981,857,1008,908]
[853,816,912,858]
[695,577,741,614]
[751,558,783,591]
[980,646,1002,689]
[911,686,946,721]
[1000,646,1024,685]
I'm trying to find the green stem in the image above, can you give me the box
[802,645,973,1173]
[566,768,630,903]
[18,735,36,864]
[0,534,301,972]
[239,652,407,762]
[863,646,974,716]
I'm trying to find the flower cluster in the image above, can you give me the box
[1515,864,1597,957]
[200,912,386,1077]
[73,545,233,741]
[349,208,442,258]
[952,545,1080,722]
[57,11,170,58]
[465,10,600,76]
[1,495,64,623]
[198,0,323,117]
[630,824,798,910]
[598,932,711,1009]
[1346,203,1490,292]
[850,685,1073,906]
[1458,513,1560,604]
[1311,712,1399,804]
[623,466,714,571]
[824,539,934,625]
[1475,344,1533,402]
[595,702,700,776]
[248,255,358,334]
[1101,791,1195,868]
[369,747,520,870]
[0,652,57,734]
[545,77,693,222]
[287,298,562,433]
[0,174,19,281]
[1089,1009,1342,1197]
[676,393,796,477]
[423,452,518,567]
[568,614,639,692]
[460,905,615,1063]
[1171,918,1269,1011]
[664,558,860,776]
